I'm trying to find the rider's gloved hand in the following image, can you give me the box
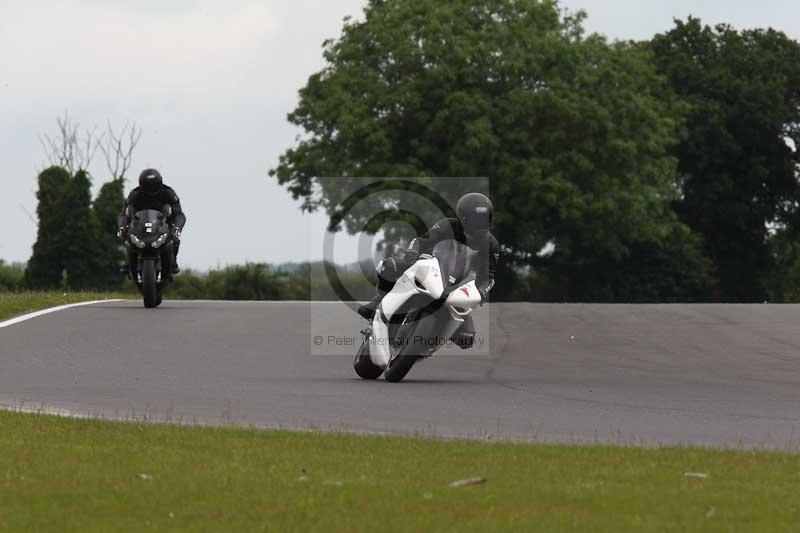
[171,226,182,242]
[116,227,128,240]
[401,249,419,266]
[379,249,420,283]
[381,257,402,281]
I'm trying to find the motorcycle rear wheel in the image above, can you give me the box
[353,337,383,380]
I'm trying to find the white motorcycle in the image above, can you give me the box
[354,239,482,382]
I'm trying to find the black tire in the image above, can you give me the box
[384,346,420,383]
[384,310,434,383]
[353,341,382,380]
[142,259,158,309]
[384,317,422,383]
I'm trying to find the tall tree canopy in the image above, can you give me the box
[60,169,99,290]
[27,168,100,289]
[271,0,704,300]
[26,115,142,292]
[26,167,124,290]
[651,18,800,302]
[92,178,126,290]
[26,166,73,289]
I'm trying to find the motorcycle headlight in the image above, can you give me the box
[129,234,146,249]
[151,232,169,249]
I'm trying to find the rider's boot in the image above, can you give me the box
[172,242,181,274]
[357,294,382,321]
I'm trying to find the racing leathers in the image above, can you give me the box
[117,185,186,277]
[358,217,499,320]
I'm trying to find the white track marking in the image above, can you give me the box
[0,299,125,330]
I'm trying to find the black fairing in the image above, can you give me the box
[130,209,170,257]
[127,209,174,293]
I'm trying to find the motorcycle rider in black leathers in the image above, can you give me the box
[357,193,499,336]
[117,169,186,279]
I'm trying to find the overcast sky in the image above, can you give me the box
[2,0,798,269]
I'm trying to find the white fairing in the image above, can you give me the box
[444,280,481,320]
[369,256,481,368]
[369,257,443,368]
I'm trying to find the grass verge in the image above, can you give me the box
[0,292,130,321]
[0,410,798,532]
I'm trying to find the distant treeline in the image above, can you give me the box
[0,259,380,302]
[6,254,800,302]
[168,262,379,301]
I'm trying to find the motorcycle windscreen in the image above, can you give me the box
[432,239,476,288]
[131,209,168,238]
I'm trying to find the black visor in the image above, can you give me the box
[463,212,491,237]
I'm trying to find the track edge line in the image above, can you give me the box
[0,299,126,329]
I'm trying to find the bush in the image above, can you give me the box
[164,262,377,302]
[0,261,25,292]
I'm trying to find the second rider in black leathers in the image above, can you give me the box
[117,168,187,279]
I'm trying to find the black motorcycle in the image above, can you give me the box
[124,206,175,308]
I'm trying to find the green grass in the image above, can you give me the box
[0,292,130,321]
[0,410,799,532]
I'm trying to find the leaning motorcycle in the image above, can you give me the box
[354,239,482,382]
[124,206,175,309]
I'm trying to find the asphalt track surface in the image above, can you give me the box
[2,300,800,449]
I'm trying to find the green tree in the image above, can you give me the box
[650,18,800,302]
[27,116,141,292]
[767,228,800,302]
[26,166,72,289]
[26,167,104,290]
[92,178,126,289]
[60,169,100,290]
[532,225,714,302]
[271,0,705,301]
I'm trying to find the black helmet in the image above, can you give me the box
[139,169,163,196]
[456,193,493,238]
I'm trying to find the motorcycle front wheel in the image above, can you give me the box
[384,347,420,383]
[384,314,424,383]
[142,259,159,309]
